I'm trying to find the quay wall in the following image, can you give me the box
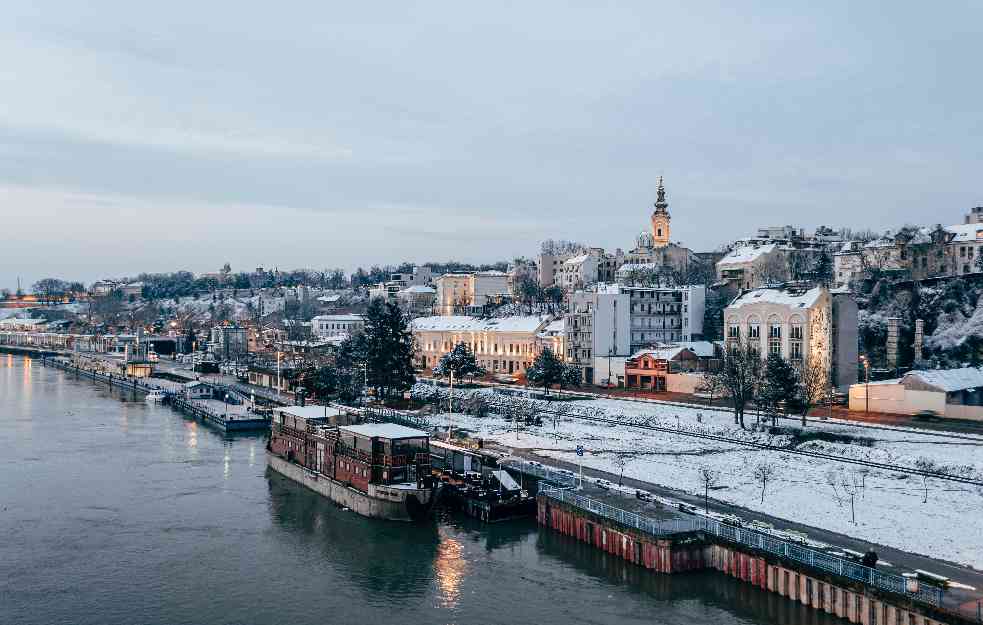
[267,453,431,522]
[538,496,966,625]
[538,498,706,574]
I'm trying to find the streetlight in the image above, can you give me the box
[860,355,870,414]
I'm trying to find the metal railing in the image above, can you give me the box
[541,484,703,537]
[500,459,577,488]
[538,484,944,608]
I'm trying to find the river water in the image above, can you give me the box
[0,355,842,625]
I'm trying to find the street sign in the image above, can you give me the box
[575,445,584,457]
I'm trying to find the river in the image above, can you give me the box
[0,354,843,625]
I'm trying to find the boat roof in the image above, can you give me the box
[340,422,429,440]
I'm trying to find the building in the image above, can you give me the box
[626,285,705,351]
[564,283,705,384]
[311,314,365,339]
[209,325,248,360]
[624,346,699,391]
[623,178,696,274]
[555,250,600,291]
[565,286,630,385]
[716,243,785,290]
[848,366,983,421]
[411,315,551,376]
[833,226,950,288]
[434,272,511,316]
[724,285,857,390]
[396,285,436,317]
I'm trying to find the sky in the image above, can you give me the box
[1,1,981,290]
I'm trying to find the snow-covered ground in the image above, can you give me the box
[428,393,983,569]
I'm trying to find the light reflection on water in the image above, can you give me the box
[434,529,467,608]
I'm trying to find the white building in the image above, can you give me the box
[411,315,551,376]
[724,285,858,390]
[311,314,365,338]
[434,272,511,316]
[716,243,785,290]
[626,285,705,351]
[849,366,983,421]
[555,251,600,291]
[397,285,436,316]
[565,286,631,385]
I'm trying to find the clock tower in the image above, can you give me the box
[650,176,670,248]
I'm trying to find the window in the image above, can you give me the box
[769,324,782,355]
[749,324,760,339]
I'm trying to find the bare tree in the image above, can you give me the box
[697,370,726,407]
[839,470,861,523]
[797,357,830,426]
[698,465,721,513]
[753,462,776,503]
[825,469,842,507]
[914,457,935,503]
[614,454,627,486]
[757,252,789,286]
[720,337,762,429]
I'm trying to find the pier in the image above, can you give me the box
[40,356,269,433]
[519,465,971,625]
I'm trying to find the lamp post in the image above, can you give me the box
[276,350,282,402]
[860,355,870,414]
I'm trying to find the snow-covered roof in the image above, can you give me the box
[563,254,590,265]
[631,346,695,361]
[277,405,347,420]
[676,341,716,358]
[903,367,983,393]
[538,318,565,336]
[401,285,436,294]
[729,286,824,310]
[317,294,341,302]
[411,315,548,333]
[717,244,777,267]
[945,223,983,243]
[340,423,428,439]
[311,314,363,322]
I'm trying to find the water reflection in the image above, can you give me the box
[434,530,466,608]
[536,530,842,625]
[266,470,440,599]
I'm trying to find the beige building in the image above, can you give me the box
[411,315,551,376]
[724,285,858,390]
[849,366,983,421]
[434,272,510,316]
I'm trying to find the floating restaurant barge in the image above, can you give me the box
[267,406,435,521]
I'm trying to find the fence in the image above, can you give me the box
[500,459,577,488]
[538,484,943,608]
[541,484,703,537]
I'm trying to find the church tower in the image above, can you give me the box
[650,176,671,248]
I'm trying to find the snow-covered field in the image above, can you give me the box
[428,393,983,569]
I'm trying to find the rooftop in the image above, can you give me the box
[729,286,825,310]
[277,405,348,420]
[904,367,983,393]
[411,315,548,333]
[340,422,429,439]
[717,243,778,267]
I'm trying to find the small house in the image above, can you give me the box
[184,381,214,400]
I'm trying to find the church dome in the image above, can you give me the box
[636,230,654,249]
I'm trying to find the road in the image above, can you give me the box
[492,443,983,621]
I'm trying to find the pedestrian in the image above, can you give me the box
[861,549,878,568]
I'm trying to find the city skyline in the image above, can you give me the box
[3,1,982,289]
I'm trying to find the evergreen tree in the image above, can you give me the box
[814,252,833,286]
[526,348,576,395]
[335,332,368,404]
[759,353,799,426]
[363,298,416,401]
[433,342,485,381]
[304,365,338,401]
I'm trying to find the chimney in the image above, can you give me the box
[914,319,924,365]
[886,317,901,371]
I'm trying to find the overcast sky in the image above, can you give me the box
[2,1,981,289]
